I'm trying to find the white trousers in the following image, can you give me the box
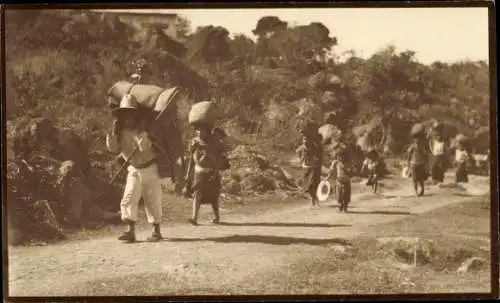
[120,164,162,224]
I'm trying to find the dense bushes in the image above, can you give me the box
[6,10,490,155]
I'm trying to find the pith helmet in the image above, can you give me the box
[112,94,138,117]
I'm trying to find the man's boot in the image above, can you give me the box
[147,223,162,242]
[118,219,136,243]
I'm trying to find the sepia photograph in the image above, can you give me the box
[2,3,497,300]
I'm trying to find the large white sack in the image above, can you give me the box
[188,101,222,125]
[107,81,164,109]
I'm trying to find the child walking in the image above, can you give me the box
[296,121,324,207]
[326,149,351,212]
[406,134,430,197]
[184,122,230,225]
[106,94,163,243]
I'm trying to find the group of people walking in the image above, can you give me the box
[106,94,229,243]
[105,86,474,243]
[296,120,376,212]
[295,119,474,213]
[407,121,472,196]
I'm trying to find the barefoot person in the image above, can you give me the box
[325,149,351,212]
[184,122,230,225]
[296,120,324,207]
[407,131,429,197]
[106,94,163,242]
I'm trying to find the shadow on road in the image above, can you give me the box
[452,192,482,197]
[167,235,352,246]
[218,222,351,228]
[345,210,411,215]
[379,195,401,199]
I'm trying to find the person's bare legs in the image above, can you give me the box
[309,190,319,207]
[418,180,425,196]
[412,179,419,197]
[211,200,220,224]
[190,194,201,225]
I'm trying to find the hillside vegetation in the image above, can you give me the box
[4,9,490,245]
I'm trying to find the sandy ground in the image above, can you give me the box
[7,172,491,297]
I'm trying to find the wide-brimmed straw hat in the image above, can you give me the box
[112,94,138,117]
[316,179,332,202]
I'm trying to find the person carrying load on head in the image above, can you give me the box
[407,123,430,197]
[106,94,163,243]
[428,121,449,183]
[296,120,324,207]
[325,148,351,212]
[183,101,230,226]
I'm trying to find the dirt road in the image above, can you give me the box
[7,173,491,296]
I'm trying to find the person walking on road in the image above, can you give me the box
[325,149,352,212]
[183,123,230,225]
[296,120,324,207]
[455,140,472,183]
[407,132,430,197]
[106,94,164,243]
[361,148,382,193]
[428,122,449,183]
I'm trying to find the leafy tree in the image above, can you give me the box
[230,34,256,62]
[187,25,233,65]
[252,16,288,38]
[175,15,192,41]
[361,46,430,153]
[143,24,187,57]
[255,21,337,69]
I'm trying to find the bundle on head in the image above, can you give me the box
[213,127,227,138]
[300,120,319,138]
[411,123,426,139]
[455,134,471,150]
[188,101,222,127]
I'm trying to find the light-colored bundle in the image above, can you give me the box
[108,81,164,109]
[411,123,425,136]
[318,124,342,144]
[188,101,222,126]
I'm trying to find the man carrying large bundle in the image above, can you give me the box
[107,80,185,194]
[106,95,164,242]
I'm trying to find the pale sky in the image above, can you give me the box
[109,8,490,64]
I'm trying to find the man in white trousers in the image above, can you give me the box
[106,94,163,243]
